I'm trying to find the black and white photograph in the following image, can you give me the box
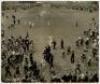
[1,1,99,83]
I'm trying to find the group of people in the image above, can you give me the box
[2,32,42,82]
[41,20,99,82]
[2,22,99,83]
[1,7,99,82]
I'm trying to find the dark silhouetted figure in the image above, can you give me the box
[76,21,78,27]
[16,66,20,75]
[5,66,11,77]
[1,30,5,38]
[14,19,16,24]
[88,58,92,66]
[62,73,72,82]
[67,46,71,55]
[81,54,86,62]
[80,38,84,46]
[71,50,75,64]
[83,72,89,82]
[72,74,77,82]
[22,75,31,82]
[85,38,89,48]
[52,41,56,49]
[12,15,16,24]
[90,73,98,82]
[75,64,81,74]
[43,46,54,68]
[62,51,65,58]
[61,39,64,49]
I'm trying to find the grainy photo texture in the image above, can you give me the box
[1,1,99,83]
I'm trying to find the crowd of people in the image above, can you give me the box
[42,20,99,82]
[2,33,40,82]
[2,23,99,82]
[1,3,99,82]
